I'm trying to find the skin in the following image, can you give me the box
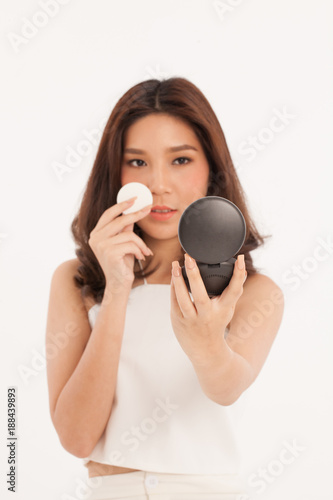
[119,111,284,390]
[120,112,247,361]
[83,112,284,477]
[121,112,210,279]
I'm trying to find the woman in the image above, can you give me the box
[46,77,284,499]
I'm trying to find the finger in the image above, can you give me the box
[111,241,147,262]
[113,204,153,234]
[218,254,246,306]
[183,253,210,316]
[171,260,197,319]
[93,202,153,240]
[170,276,184,319]
[94,197,138,232]
[110,232,153,257]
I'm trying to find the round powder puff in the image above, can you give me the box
[116,182,153,214]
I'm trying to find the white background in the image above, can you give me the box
[1,1,332,499]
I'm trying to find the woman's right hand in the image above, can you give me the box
[88,197,153,292]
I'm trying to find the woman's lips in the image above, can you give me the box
[149,210,177,221]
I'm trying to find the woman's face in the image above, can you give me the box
[121,113,210,241]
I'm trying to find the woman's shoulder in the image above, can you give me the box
[243,271,284,306]
[52,258,96,314]
[245,272,283,291]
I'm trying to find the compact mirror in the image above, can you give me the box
[178,196,246,297]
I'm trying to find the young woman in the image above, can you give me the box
[46,77,284,499]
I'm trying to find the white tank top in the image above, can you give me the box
[82,261,248,474]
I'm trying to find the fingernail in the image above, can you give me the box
[141,205,152,213]
[144,246,153,256]
[172,261,181,277]
[125,196,137,204]
[237,254,245,270]
[185,253,195,269]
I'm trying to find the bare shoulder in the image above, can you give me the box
[51,258,96,313]
[52,257,79,276]
[242,272,284,304]
[237,271,285,322]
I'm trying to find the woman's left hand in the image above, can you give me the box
[170,253,247,364]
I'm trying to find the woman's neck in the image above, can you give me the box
[142,234,184,272]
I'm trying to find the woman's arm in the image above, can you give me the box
[190,273,284,405]
[46,260,130,458]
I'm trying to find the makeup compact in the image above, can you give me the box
[178,196,246,297]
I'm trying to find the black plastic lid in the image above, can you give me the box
[178,196,246,264]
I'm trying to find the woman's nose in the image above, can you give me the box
[148,167,172,194]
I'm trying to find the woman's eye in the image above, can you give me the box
[127,159,146,167]
[126,157,191,167]
[173,157,191,165]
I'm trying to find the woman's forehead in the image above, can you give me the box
[123,114,202,148]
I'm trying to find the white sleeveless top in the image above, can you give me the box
[82,261,248,474]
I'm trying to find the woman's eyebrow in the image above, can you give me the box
[124,144,198,154]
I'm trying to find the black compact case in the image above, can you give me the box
[178,196,246,297]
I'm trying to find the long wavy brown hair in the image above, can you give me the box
[71,77,269,304]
